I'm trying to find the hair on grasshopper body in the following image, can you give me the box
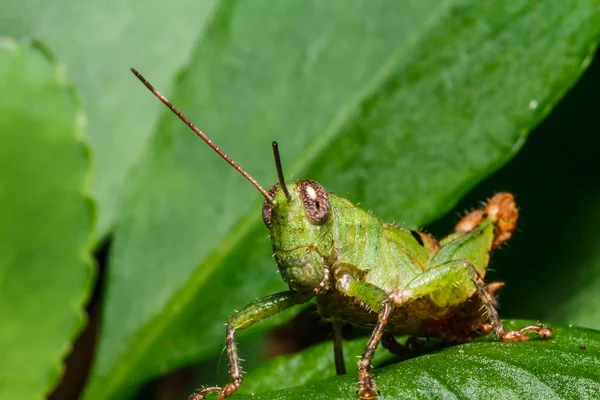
[131,68,552,400]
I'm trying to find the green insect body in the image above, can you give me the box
[267,180,496,337]
[131,68,552,400]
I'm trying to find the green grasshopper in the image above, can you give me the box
[131,68,552,399]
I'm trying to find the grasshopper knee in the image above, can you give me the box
[455,209,486,234]
[485,192,518,249]
[452,192,518,249]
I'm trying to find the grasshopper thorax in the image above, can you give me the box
[263,180,335,292]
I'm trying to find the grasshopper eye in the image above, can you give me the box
[262,200,272,228]
[262,183,280,228]
[299,180,329,225]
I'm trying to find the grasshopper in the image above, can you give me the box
[131,68,552,399]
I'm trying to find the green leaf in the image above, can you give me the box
[0,0,216,240]
[85,1,600,399]
[0,38,95,399]
[240,321,600,399]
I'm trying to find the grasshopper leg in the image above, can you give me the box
[479,322,552,342]
[189,317,241,400]
[434,193,552,340]
[463,261,551,341]
[357,299,393,400]
[332,320,347,375]
[189,291,312,400]
[442,192,518,249]
[337,279,393,399]
[403,260,552,343]
[468,263,552,341]
[381,333,424,357]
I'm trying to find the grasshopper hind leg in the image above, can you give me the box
[443,192,518,249]
[403,260,552,343]
[466,261,552,342]
[381,332,424,358]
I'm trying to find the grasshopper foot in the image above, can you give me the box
[478,323,494,335]
[190,382,241,400]
[357,372,380,399]
[499,325,553,342]
[189,386,220,400]
[358,388,379,400]
[480,323,553,342]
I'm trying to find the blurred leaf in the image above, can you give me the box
[0,38,95,399]
[84,1,600,399]
[240,321,600,399]
[0,0,215,240]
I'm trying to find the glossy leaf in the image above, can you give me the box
[84,1,600,399]
[241,321,600,399]
[0,38,94,399]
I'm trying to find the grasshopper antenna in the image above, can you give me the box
[130,67,273,204]
[272,141,291,201]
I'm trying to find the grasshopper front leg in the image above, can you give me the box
[190,291,312,400]
[338,278,393,399]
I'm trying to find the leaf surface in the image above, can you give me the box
[0,38,94,400]
[85,1,600,399]
[241,321,600,399]
[0,0,216,239]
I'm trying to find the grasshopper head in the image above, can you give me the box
[262,180,335,292]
